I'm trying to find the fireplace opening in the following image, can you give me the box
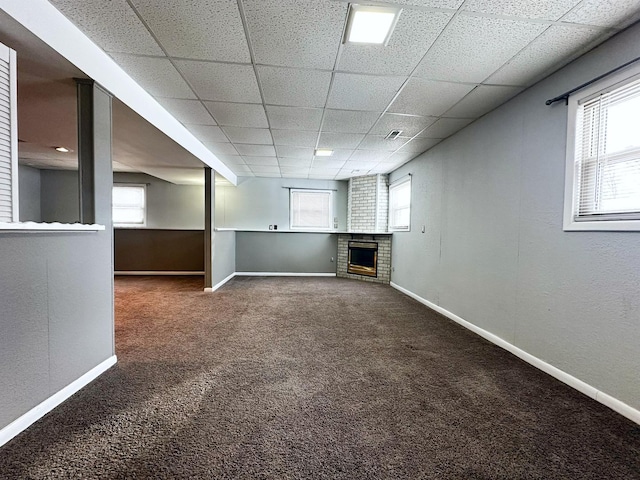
[348,241,378,277]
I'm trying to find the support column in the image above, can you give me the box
[204,167,214,290]
[76,79,113,226]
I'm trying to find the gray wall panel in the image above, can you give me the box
[40,169,80,223]
[212,230,236,285]
[18,165,41,222]
[236,232,337,273]
[390,24,640,409]
[216,177,348,231]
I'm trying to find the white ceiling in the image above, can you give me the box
[22,1,640,179]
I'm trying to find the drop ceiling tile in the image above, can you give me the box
[344,160,379,169]
[266,106,324,130]
[462,0,581,20]
[318,133,365,150]
[243,0,347,69]
[50,0,164,55]
[320,149,355,161]
[215,154,245,165]
[130,0,250,62]
[280,166,311,175]
[110,54,195,99]
[387,0,464,7]
[349,150,393,162]
[370,114,437,137]
[222,127,273,145]
[322,110,381,133]
[258,66,332,108]
[235,144,276,156]
[339,9,451,75]
[250,165,281,174]
[186,125,228,143]
[413,15,548,83]
[445,85,524,118]
[230,164,253,174]
[242,156,279,166]
[310,167,341,176]
[276,146,315,160]
[203,142,238,155]
[204,102,268,128]
[174,61,261,103]
[278,158,313,167]
[282,173,309,179]
[389,78,475,116]
[309,174,337,179]
[271,130,319,147]
[486,25,606,86]
[398,138,443,152]
[359,135,411,151]
[562,0,640,27]
[155,98,216,125]
[373,162,400,173]
[417,118,474,138]
[328,73,407,111]
[312,158,347,168]
[387,150,420,164]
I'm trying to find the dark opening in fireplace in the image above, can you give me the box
[348,241,378,277]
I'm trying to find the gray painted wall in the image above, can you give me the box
[1,84,114,431]
[390,25,640,410]
[40,169,80,223]
[212,230,236,285]
[18,165,41,222]
[236,232,337,273]
[215,177,348,231]
[114,172,204,230]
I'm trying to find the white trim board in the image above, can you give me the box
[390,282,640,426]
[204,272,236,292]
[0,355,117,448]
[115,271,205,276]
[235,272,336,277]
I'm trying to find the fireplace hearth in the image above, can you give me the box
[337,234,391,284]
[348,241,378,277]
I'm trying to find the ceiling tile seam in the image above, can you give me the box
[124,0,236,154]
[457,10,618,31]
[343,0,471,163]
[236,0,278,175]
[327,0,459,16]
[311,6,351,174]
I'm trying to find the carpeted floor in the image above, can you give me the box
[1,276,639,479]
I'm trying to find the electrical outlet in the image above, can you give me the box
[331,257,334,262]
[269,225,273,230]
[273,225,278,230]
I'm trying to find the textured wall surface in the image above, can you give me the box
[18,165,41,222]
[390,24,640,409]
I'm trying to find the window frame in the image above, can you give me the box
[388,176,411,232]
[112,183,147,228]
[289,188,335,231]
[564,67,640,232]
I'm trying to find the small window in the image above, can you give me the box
[113,184,146,227]
[389,177,411,231]
[290,189,333,230]
[564,71,640,231]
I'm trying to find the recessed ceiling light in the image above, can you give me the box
[344,5,402,45]
[55,147,70,153]
[315,148,334,157]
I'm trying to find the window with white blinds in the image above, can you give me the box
[565,70,640,231]
[113,184,146,227]
[0,42,17,223]
[290,189,333,230]
[389,177,411,231]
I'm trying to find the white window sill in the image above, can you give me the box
[0,222,105,232]
[563,218,640,232]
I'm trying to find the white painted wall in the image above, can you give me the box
[390,25,640,410]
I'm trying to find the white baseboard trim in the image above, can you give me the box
[235,272,336,277]
[0,355,117,448]
[115,271,204,276]
[390,282,640,426]
[204,272,237,292]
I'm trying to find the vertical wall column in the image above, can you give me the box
[76,79,113,227]
[204,167,214,290]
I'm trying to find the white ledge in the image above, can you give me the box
[0,222,105,232]
[214,228,392,234]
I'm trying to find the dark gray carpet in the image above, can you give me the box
[1,276,639,479]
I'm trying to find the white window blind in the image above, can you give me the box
[574,78,640,220]
[389,178,411,231]
[113,184,146,226]
[290,189,333,230]
[0,42,17,223]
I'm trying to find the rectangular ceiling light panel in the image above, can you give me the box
[344,5,402,45]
